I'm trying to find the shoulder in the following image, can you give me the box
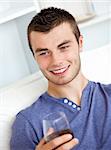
[86,81,111,105]
[16,92,48,121]
[96,82,111,95]
[89,82,111,111]
[101,83,111,92]
[11,92,47,145]
[90,81,111,94]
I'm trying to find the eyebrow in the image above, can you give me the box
[35,48,48,53]
[58,40,71,48]
[34,40,71,53]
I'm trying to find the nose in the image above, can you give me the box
[50,51,63,66]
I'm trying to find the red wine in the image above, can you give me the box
[45,129,74,143]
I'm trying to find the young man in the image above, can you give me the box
[10,7,111,150]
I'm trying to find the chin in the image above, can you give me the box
[48,76,75,86]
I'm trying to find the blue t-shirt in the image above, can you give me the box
[10,81,111,150]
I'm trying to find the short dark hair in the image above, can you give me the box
[27,7,81,55]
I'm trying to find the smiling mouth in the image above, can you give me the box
[50,66,70,75]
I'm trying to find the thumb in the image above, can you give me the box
[46,127,55,136]
[35,137,46,150]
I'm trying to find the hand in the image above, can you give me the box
[36,134,79,150]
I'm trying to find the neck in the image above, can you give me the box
[47,72,88,106]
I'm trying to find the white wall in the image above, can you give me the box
[80,19,111,51]
[0,20,30,88]
[15,11,39,74]
[79,1,111,51]
[92,0,111,15]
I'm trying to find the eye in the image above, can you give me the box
[39,52,47,55]
[60,45,70,50]
[39,51,50,56]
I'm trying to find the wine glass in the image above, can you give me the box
[43,111,74,143]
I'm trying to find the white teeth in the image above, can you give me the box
[52,67,67,74]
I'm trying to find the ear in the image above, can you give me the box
[79,35,83,52]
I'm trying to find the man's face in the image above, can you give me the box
[30,22,83,85]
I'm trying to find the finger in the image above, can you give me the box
[45,134,73,150]
[37,137,46,147]
[36,128,55,150]
[46,127,55,136]
[56,138,79,150]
